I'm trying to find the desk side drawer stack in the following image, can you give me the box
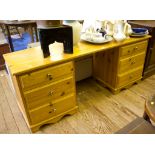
[12,61,78,132]
[93,40,148,94]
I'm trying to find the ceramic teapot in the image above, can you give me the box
[101,20,115,36]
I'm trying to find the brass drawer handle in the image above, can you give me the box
[133,47,138,51]
[47,74,53,80]
[129,58,132,62]
[49,108,56,114]
[49,90,54,96]
[52,108,56,112]
[66,81,70,85]
[60,91,65,96]
[131,61,135,65]
[49,102,54,107]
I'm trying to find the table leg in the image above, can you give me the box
[143,111,151,123]
[34,26,39,42]
[27,26,34,42]
[5,25,14,52]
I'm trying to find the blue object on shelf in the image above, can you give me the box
[7,32,36,51]
[132,28,148,34]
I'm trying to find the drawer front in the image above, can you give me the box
[119,41,147,58]
[118,52,145,74]
[24,77,75,104]
[29,95,76,124]
[20,61,74,91]
[117,67,143,88]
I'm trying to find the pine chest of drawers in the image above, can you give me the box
[93,40,148,94]
[9,61,78,132]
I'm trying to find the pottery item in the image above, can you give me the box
[102,20,115,36]
[132,28,148,34]
[63,20,82,45]
[124,21,132,38]
[113,20,126,42]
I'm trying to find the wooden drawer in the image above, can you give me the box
[24,77,75,104]
[19,61,74,91]
[29,94,76,124]
[117,67,143,88]
[118,52,146,74]
[119,41,147,58]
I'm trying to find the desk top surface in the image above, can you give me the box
[3,35,151,75]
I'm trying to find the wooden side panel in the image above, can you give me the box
[93,48,119,88]
[12,75,31,125]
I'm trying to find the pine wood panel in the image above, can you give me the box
[93,48,119,88]
[1,70,155,134]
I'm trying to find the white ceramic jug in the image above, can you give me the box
[63,20,82,45]
[113,20,126,42]
[124,21,132,38]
